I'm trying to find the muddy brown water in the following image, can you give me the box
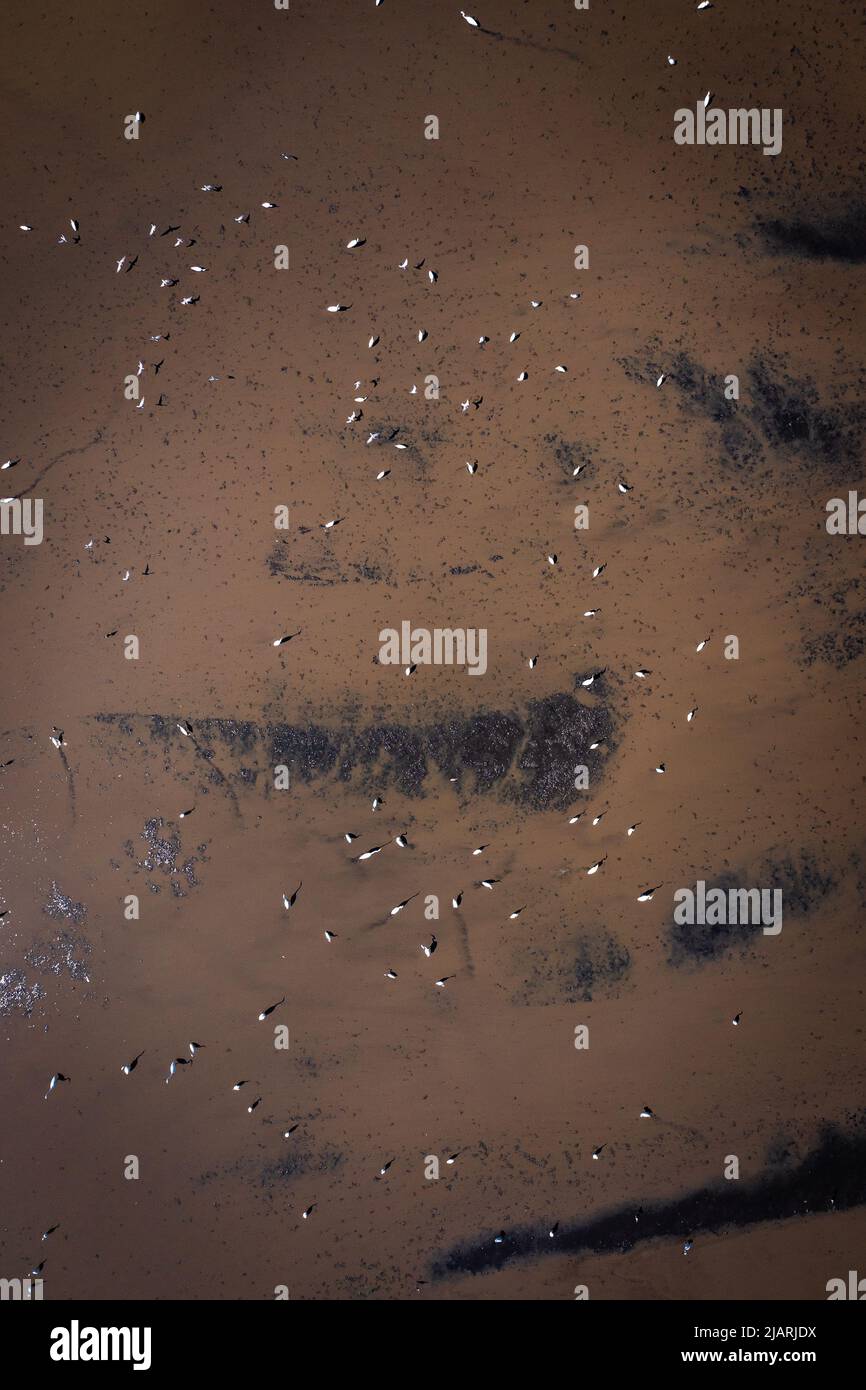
[1,0,864,1300]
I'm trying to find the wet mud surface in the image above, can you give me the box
[0,0,864,1302]
[432,1120,866,1280]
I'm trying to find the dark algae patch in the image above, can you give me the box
[617,346,864,483]
[571,928,631,1002]
[516,926,631,1006]
[801,609,866,670]
[543,432,597,483]
[748,355,862,473]
[514,692,613,811]
[96,691,614,812]
[430,1120,866,1280]
[760,851,835,918]
[268,536,393,586]
[195,1144,344,1196]
[668,851,836,968]
[668,871,764,967]
[662,352,738,425]
[426,711,523,796]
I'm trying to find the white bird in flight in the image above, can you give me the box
[390,894,419,916]
[356,845,384,862]
[258,996,285,1021]
[282,882,302,910]
[637,885,663,902]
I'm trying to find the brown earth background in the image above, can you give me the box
[1,0,865,1300]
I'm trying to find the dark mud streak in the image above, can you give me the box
[757,208,866,263]
[430,1121,866,1280]
[56,746,76,824]
[9,431,104,501]
[187,733,241,819]
[484,29,582,63]
[453,911,475,977]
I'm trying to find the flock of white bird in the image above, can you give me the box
[27,5,730,1264]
